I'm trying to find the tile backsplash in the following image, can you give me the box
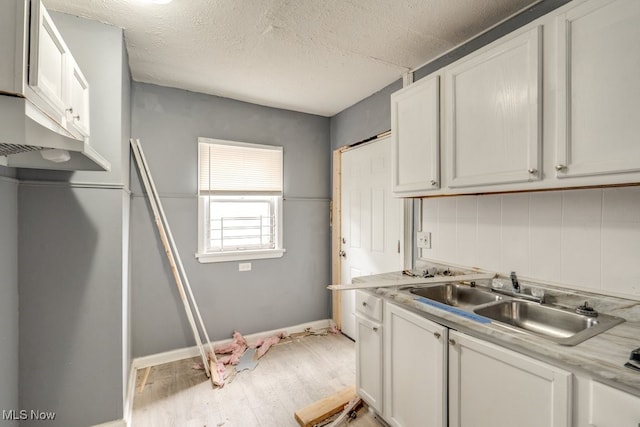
[419,186,640,299]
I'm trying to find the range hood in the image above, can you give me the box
[0,95,110,171]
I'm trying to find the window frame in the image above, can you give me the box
[196,137,285,263]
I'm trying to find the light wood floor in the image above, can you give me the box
[132,332,384,427]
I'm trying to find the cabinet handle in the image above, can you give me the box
[66,107,73,113]
[73,115,81,121]
[448,338,456,346]
[362,302,367,307]
[372,327,378,332]
[555,164,567,171]
[527,168,537,174]
[433,332,441,339]
[430,180,437,186]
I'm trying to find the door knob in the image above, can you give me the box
[338,250,346,258]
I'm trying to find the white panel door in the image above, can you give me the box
[555,0,640,178]
[340,137,403,339]
[444,26,542,188]
[448,331,572,427]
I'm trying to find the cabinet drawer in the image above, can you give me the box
[356,290,382,321]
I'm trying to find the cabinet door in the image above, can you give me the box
[67,56,90,138]
[384,302,447,427]
[589,381,640,427]
[28,0,68,122]
[355,314,383,413]
[391,74,440,195]
[448,331,571,427]
[444,26,542,188]
[555,0,640,178]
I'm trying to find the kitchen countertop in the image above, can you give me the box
[354,271,640,397]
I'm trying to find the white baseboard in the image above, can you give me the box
[124,318,332,425]
[130,318,332,369]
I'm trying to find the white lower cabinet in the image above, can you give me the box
[355,290,383,413]
[383,302,447,427]
[448,331,572,427]
[587,381,640,427]
[355,314,383,412]
[358,301,637,427]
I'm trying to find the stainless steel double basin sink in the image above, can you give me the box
[406,283,624,346]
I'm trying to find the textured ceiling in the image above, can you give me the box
[43,0,539,117]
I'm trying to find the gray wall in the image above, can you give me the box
[330,80,401,150]
[0,177,18,427]
[131,83,331,356]
[329,0,571,150]
[0,166,16,179]
[17,13,130,427]
[18,185,124,427]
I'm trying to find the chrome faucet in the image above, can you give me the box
[510,271,520,293]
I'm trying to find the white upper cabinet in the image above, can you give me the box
[28,0,69,126]
[67,57,91,138]
[0,0,91,141]
[444,26,542,189]
[555,0,640,179]
[391,74,440,196]
[0,0,106,170]
[390,0,640,197]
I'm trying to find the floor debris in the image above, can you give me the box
[191,327,339,386]
[325,396,363,427]
[214,331,248,365]
[294,385,357,427]
[255,332,287,359]
[236,348,259,372]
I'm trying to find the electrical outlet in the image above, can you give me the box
[239,262,251,272]
[417,231,431,249]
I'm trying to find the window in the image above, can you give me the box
[196,137,284,263]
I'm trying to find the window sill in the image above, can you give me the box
[195,249,286,263]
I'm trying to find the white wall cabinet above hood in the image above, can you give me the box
[0,0,110,172]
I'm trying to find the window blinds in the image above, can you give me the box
[198,139,283,195]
